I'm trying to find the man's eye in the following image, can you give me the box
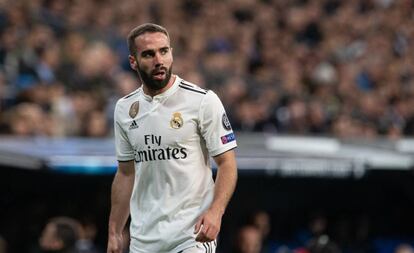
[161,48,169,54]
[142,52,153,58]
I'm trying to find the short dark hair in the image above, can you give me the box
[127,23,170,57]
[49,217,80,250]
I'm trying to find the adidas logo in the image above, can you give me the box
[129,120,139,130]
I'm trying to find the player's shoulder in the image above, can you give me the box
[121,88,141,101]
[116,89,140,105]
[115,89,141,113]
[177,79,209,96]
[176,78,224,108]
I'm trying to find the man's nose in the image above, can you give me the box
[154,52,163,66]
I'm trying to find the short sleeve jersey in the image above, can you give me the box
[114,76,237,253]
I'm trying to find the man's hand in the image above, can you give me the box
[194,150,237,243]
[107,233,123,253]
[194,208,223,242]
[107,161,134,253]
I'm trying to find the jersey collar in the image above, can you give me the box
[141,75,180,101]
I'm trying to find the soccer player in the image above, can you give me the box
[107,23,238,253]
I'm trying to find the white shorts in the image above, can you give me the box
[180,241,217,253]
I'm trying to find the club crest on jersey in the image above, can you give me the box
[129,101,139,118]
[222,113,232,130]
[170,112,183,129]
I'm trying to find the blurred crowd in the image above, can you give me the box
[0,0,414,138]
[231,210,414,253]
[3,210,412,253]
[1,215,126,253]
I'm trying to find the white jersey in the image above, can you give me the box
[114,75,237,253]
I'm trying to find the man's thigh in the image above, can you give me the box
[180,241,217,253]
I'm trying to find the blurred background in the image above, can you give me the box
[1,0,414,252]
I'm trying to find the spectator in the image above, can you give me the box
[249,210,275,253]
[36,216,80,253]
[234,225,263,253]
[2,102,48,136]
[80,110,109,137]
[76,217,102,253]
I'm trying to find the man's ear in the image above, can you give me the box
[129,55,137,70]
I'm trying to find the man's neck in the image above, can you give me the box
[143,75,176,97]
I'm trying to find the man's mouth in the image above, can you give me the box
[152,69,166,80]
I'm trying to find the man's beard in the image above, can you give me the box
[137,65,172,91]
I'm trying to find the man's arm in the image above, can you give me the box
[107,160,135,253]
[194,149,238,242]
